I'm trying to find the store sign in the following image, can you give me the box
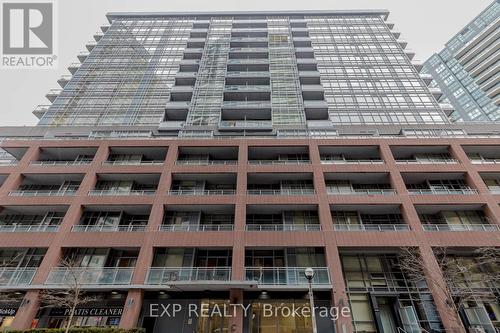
[0,308,17,316]
[49,308,123,317]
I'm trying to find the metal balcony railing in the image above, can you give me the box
[46,267,134,285]
[0,268,37,286]
[422,224,500,232]
[489,188,500,194]
[30,160,92,166]
[246,224,321,231]
[245,267,330,285]
[334,224,410,232]
[395,159,458,164]
[88,189,156,196]
[159,224,233,232]
[0,224,59,232]
[0,160,17,166]
[470,158,500,164]
[168,189,236,196]
[146,267,231,284]
[225,71,270,77]
[327,188,395,196]
[225,85,270,91]
[102,160,164,166]
[8,189,77,197]
[71,224,147,232]
[248,160,310,165]
[175,160,237,166]
[321,159,384,165]
[247,188,315,195]
[408,188,478,195]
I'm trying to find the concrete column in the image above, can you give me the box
[119,289,144,329]
[10,290,40,329]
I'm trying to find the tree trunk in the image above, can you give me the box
[65,305,76,333]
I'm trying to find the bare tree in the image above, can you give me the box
[39,258,99,333]
[399,247,499,332]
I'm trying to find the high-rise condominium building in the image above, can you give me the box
[0,10,499,333]
[422,0,500,122]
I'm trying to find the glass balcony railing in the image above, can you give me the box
[224,85,270,92]
[246,224,321,231]
[88,189,156,196]
[221,101,271,108]
[327,188,395,195]
[334,224,410,232]
[71,224,147,232]
[225,71,270,77]
[8,189,77,196]
[247,188,315,195]
[219,120,272,129]
[422,224,500,232]
[146,267,231,284]
[159,224,233,232]
[408,188,477,195]
[245,267,330,285]
[169,189,236,196]
[0,224,59,232]
[0,268,37,286]
[46,267,134,285]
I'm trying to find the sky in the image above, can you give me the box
[0,0,493,126]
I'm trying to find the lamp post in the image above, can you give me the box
[304,267,318,333]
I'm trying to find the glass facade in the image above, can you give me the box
[422,1,500,122]
[37,12,449,131]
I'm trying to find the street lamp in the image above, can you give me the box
[304,267,318,333]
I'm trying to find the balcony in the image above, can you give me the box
[248,146,310,165]
[0,225,59,232]
[245,267,330,285]
[247,188,315,195]
[89,189,156,196]
[146,267,231,284]
[325,173,395,196]
[334,224,410,232]
[72,224,147,232]
[45,88,62,102]
[31,147,97,167]
[9,189,77,197]
[422,224,500,232]
[246,224,321,231]
[0,268,37,286]
[391,145,458,164]
[169,189,235,196]
[176,146,238,166]
[159,224,233,232]
[403,173,476,196]
[46,267,134,285]
[33,104,50,119]
[408,188,477,195]
[103,147,167,166]
[463,146,500,164]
